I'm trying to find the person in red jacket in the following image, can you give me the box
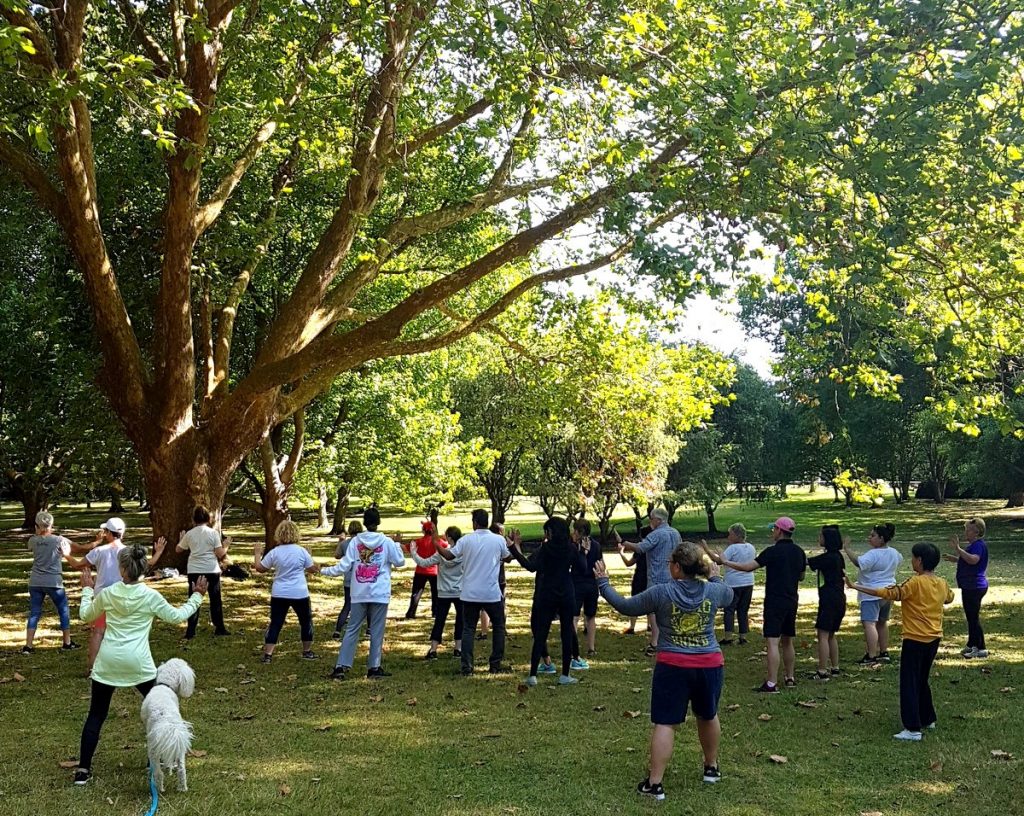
[404,521,439,619]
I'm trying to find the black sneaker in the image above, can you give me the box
[424,650,438,660]
[703,765,721,784]
[214,629,231,637]
[755,681,780,694]
[331,630,342,640]
[62,642,82,651]
[719,637,734,646]
[328,666,347,680]
[260,653,273,664]
[459,668,473,677]
[784,677,797,688]
[830,667,842,676]
[738,637,749,645]
[302,650,319,660]
[877,651,892,664]
[367,666,392,679]
[453,650,462,658]
[636,777,665,800]
[73,768,91,785]
[856,654,879,666]
[488,664,512,674]
[644,644,657,656]
[476,632,488,641]
[20,646,34,654]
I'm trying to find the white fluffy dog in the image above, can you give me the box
[141,658,196,792]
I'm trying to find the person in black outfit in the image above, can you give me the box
[508,518,579,686]
[807,525,846,680]
[723,516,806,692]
[570,518,604,661]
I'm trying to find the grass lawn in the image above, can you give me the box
[0,489,1021,815]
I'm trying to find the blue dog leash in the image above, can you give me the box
[143,766,159,816]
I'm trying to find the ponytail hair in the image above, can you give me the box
[821,525,843,552]
[118,543,149,582]
[873,523,896,544]
[671,541,711,579]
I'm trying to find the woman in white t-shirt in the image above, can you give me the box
[253,520,320,664]
[175,505,230,639]
[843,523,902,664]
[702,523,756,645]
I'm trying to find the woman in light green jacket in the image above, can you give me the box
[73,543,207,786]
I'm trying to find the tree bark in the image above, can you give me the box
[20,484,48,531]
[317,483,329,529]
[705,501,718,535]
[330,484,351,534]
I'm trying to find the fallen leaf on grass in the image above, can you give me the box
[980,667,992,675]
[58,760,78,769]
[106,797,114,805]
[1000,687,1015,693]
[482,732,502,739]
[368,694,384,703]
[625,747,635,753]
[313,725,331,732]
[239,678,255,685]
[473,760,486,767]
[860,812,883,816]
[406,697,418,706]
[279,783,291,796]
[631,687,642,693]
[214,687,229,693]
[516,683,529,694]
[231,713,255,721]
[726,704,741,711]
[991,750,1014,761]
[187,750,208,758]
[831,742,840,748]
[769,755,788,764]
[311,777,321,784]
[515,702,527,709]
[929,760,943,773]
[797,700,819,709]
[758,713,772,722]
[445,691,455,700]
[287,674,298,681]
[593,705,606,712]
[623,710,642,719]
[13,673,25,682]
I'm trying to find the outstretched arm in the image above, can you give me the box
[721,559,759,573]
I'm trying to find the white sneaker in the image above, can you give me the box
[558,674,579,685]
[525,675,538,687]
[925,722,936,730]
[964,647,978,659]
[893,729,923,741]
[973,648,989,658]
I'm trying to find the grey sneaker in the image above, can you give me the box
[558,674,579,685]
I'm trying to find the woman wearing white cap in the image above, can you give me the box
[65,518,166,674]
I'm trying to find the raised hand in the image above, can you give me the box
[154,536,167,555]
[707,558,720,579]
[593,560,609,580]
[80,568,95,589]
[948,534,961,554]
[194,576,209,595]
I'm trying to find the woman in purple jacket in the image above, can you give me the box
[944,517,989,659]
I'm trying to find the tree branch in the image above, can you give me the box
[387,94,493,164]
[0,137,70,227]
[115,0,173,78]
[280,408,305,486]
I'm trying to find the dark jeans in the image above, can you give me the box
[961,587,987,649]
[265,596,314,644]
[900,637,940,731]
[406,572,438,619]
[79,679,155,770]
[186,573,225,637]
[531,592,575,677]
[461,599,505,673]
[724,585,753,635]
[333,584,352,634]
[430,597,464,645]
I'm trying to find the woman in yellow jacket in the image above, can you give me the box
[74,543,207,785]
[846,542,954,742]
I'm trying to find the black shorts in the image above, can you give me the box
[650,662,724,724]
[573,582,599,618]
[815,588,846,633]
[763,603,797,638]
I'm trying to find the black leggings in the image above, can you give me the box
[406,572,438,618]
[531,592,575,677]
[334,584,352,634]
[79,679,155,770]
[724,585,753,635]
[430,597,464,645]
[265,596,314,644]
[900,637,940,731]
[186,572,225,636]
[961,588,987,649]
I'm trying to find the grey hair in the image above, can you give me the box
[35,511,54,530]
[651,507,669,523]
[118,544,149,582]
[728,523,746,539]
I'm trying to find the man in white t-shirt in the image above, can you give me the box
[176,505,231,639]
[436,509,511,675]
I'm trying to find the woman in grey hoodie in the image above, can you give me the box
[409,525,465,659]
[596,541,733,799]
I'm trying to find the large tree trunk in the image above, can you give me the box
[705,501,718,535]
[20,483,48,531]
[1007,489,1024,508]
[330,484,351,535]
[317,484,329,529]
